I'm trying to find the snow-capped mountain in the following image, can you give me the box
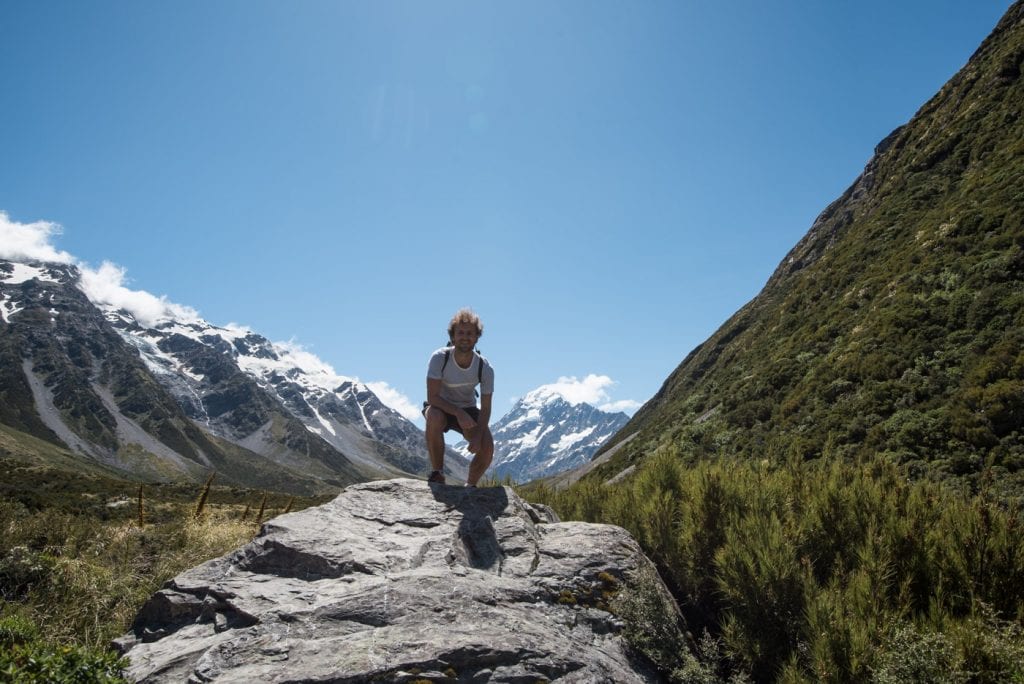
[0,258,467,492]
[474,386,629,483]
[102,309,466,480]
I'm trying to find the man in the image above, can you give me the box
[423,308,495,486]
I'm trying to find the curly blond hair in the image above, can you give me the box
[447,308,484,341]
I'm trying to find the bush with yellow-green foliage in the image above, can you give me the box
[523,449,1024,683]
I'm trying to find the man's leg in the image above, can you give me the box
[466,426,494,486]
[424,406,447,475]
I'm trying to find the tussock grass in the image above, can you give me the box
[0,463,327,676]
[0,503,254,649]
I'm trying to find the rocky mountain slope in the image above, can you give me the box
[115,479,684,682]
[474,387,628,483]
[102,307,465,481]
[0,260,467,492]
[592,1,1024,499]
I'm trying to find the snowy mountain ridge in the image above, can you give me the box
[3,249,608,488]
[100,304,468,481]
[0,254,468,490]
[462,386,629,483]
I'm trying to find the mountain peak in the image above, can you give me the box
[521,385,574,408]
[477,383,629,483]
[1,252,470,490]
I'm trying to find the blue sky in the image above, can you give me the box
[1,1,1014,427]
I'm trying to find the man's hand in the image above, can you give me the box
[457,410,478,452]
[457,410,477,435]
[467,430,483,454]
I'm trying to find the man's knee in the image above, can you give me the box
[425,406,447,432]
[480,429,495,458]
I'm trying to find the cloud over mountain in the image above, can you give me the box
[366,381,422,423]
[599,398,643,413]
[1,210,424,422]
[523,374,638,415]
[0,212,74,264]
[78,261,202,328]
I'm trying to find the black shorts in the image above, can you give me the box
[422,402,480,436]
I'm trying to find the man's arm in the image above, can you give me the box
[468,393,492,451]
[478,392,492,428]
[426,378,477,432]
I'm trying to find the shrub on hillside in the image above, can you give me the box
[522,451,1024,683]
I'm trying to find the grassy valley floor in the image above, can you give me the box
[0,461,329,682]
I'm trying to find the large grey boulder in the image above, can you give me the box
[115,478,678,682]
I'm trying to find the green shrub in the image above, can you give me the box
[0,614,39,646]
[523,450,1024,683]
[611,563,732,683]
[951,605,1024,683]
[0,546,57,599]
[872,625,964,684]
[0,640,128,683]
[716,511,807,680]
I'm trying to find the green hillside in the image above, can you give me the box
[522,3,1024,682]
[593,1,1024,503]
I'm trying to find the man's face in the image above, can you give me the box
[452,323,479,351]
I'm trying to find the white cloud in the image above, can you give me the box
[527,374,641,415]
[536,374,616,405]
[1,209,428,428]
[0,212,74,264]
[366,381,423,423]
[78,261,201,328]
[216,322,254,340]
[0,211,203,328]
[599,399,642,414]
[2,210,636,424]
[274,340,344,381]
